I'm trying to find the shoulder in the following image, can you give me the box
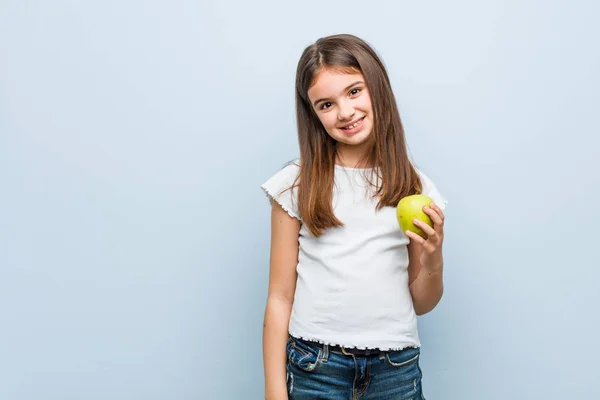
[414,166,448,210]
[262,158,300,191]
[281,158,301,174]
[260,158,301,220]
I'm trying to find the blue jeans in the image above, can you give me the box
[286,336,426,400]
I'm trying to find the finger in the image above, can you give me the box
[406,229,437,252]
[423,205,443,227]
[421,240,438,254]
[424,206,444,236]
[406,229,440,254]
[429,202,445,221]
[405,230,426,245]
[413,218,437,240]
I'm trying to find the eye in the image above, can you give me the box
[350,87,362,96]
[320,102,333,110]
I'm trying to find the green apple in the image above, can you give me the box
[396,194,434,239]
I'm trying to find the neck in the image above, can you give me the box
[335,141,373,169]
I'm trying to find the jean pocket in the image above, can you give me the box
[287,337,322,372]
[384,347,420,368]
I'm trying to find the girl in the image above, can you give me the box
[261,34,448,400]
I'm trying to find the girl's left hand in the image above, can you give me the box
[404,203,445,270]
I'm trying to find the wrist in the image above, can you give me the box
[423,260,444,275]
[422,256,443,274]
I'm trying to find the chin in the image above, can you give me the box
[346,135,370,147]
[338,128,372,146]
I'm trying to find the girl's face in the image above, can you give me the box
[307,68,374,155]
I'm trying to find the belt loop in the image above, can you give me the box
[322,343,329,362]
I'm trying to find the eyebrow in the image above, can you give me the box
[312,81,364,107]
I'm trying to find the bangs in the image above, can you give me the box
[308,65,362,89]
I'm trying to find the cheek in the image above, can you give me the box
[319,114,336,130]
[362,99,374,113]
[359,93,373,112]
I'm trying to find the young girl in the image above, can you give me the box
[261,34,448,400]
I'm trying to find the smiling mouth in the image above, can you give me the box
[341,117,365,130]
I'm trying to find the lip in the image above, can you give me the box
[339,116,365,135]
[339,116,365,130]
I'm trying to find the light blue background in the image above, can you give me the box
[1,0,599,398]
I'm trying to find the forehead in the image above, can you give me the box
[307,68,365,100]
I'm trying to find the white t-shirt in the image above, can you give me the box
[261,160,448,350]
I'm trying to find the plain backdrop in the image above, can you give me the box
[1,0,599,399]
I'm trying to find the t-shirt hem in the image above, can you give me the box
[288,330,420,352]
[260,184,301,221]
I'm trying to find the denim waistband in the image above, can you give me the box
[292,336,384,357]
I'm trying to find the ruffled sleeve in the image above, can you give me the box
[260,160,301,220]
[416,168,448,210]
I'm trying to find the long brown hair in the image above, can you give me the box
[293,34,422,237]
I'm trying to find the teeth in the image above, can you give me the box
[344,119,361,129]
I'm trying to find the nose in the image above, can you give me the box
[337,100,355,121]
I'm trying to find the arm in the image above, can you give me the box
[407,240,444,315]
[263,201,300,400]
[406,203,446,315]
